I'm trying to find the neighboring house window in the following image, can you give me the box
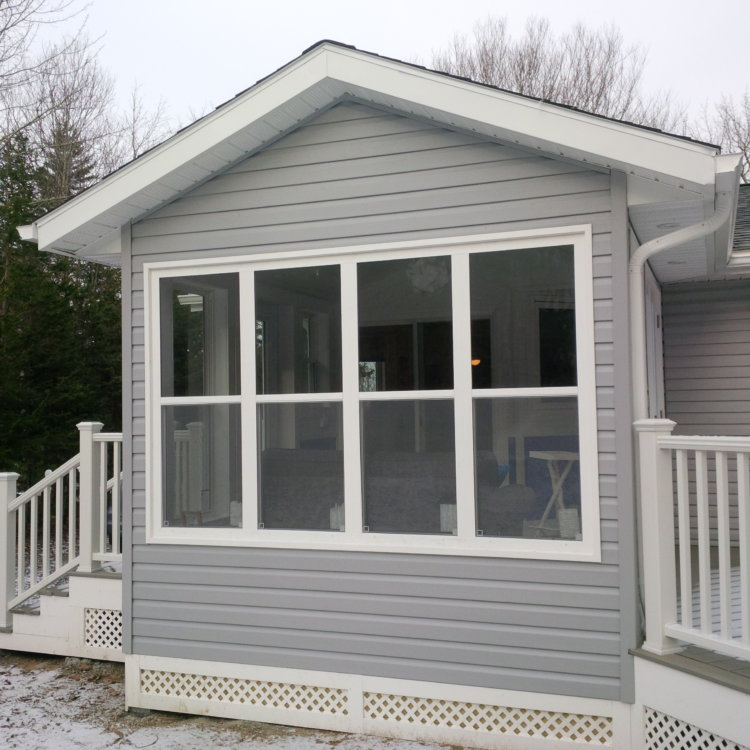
[146,229,600,561]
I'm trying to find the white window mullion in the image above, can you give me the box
[452,253,475,540]
[340,261,363,537]
[149,269,162,537]
[572,234,600,551]
[239,269,258,535]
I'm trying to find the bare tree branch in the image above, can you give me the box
[431,16,686,131]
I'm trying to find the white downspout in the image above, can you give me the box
[629,189,734,420]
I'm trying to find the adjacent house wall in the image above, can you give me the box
[663,279,750,435]
[126,102,632,700]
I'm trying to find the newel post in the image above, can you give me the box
[77,422,103,574]
[0,473,18,629]
[634,419,682,655]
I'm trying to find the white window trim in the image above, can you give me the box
[144,227,601,562]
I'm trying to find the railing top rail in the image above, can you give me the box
[9,454,81,512]
[658,435,750,452]
[93,433,123,443]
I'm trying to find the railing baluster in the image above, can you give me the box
[29,495,38,588]
[739,452,750,645]
[99,440,107,554]
[69,468,77,558]
[676,449,692,627]
[695,450,711,633]
[42,486,50,579]
[716,450,732,639]
[55,477,63,570]
[112,441,121,555]
[17,504,24,596]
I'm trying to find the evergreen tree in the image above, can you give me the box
[36,120,96,210]
[0,127,122,488]
[0,133,80,482]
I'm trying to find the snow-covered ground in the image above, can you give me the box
[0,651,455,750]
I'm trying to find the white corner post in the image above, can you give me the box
[0,473,18,629]
[77,422,104,573]
[634,418,681,655]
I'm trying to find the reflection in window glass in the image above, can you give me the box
[358,257,453,391]
[470,246,575,389]
[255,266,342,395]
[361,400,456,534]
[162,404,242,528]
[474,397,580,539]
[258,402,344,530]
[160,274,240,397]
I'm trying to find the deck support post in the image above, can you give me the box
[0,473,18,629]
[635,418,682,655]
[77,422,104,574]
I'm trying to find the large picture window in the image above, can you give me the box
[146,229,600,560]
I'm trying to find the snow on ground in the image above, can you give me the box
[0,651,457,750]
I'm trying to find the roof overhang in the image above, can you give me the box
[19,41,734,262]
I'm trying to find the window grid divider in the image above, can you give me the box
[240,269,259,534]
[452,253,476,540]
[341,261,364,537]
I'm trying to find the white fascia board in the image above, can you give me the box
[324,46,719,188]
[34,48,331,251]
[17,224,37,242]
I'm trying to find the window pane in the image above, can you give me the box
[258,402,343,530]
[160,274,240,397]
[358,257,453,391]
[255,266,342,394]
[162,404,242,527]
[361,400,456,534]
[474,397,581,539]
[470,247,576,388]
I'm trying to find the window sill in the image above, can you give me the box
[145,527,602,562]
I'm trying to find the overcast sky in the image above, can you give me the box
[55,0,748,129]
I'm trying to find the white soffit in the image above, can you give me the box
[630,200,712,282]
[29,42,722,258]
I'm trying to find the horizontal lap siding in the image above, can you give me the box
[664,280,750,434]
[129,102,622,699]
[663,281,750,543]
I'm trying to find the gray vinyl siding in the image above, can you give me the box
[126,102,631,700]
[663,279,750,543]
[663,279,750,435]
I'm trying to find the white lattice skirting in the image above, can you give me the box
[141,669,349,716]
[364,691,612,745]
[84,608,123,651]
[127,655,627,749]
[645,707,749,750]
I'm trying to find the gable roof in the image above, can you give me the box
[20,40,741,264]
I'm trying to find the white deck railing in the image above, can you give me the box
[636,419,750,661]
[0,422,123,628]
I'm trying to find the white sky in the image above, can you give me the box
[54,0,749,129]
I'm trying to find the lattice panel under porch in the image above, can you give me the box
[645,707,748,750]
[140,670,349,715]
[364,692,613,745]
[83,608,123,650]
